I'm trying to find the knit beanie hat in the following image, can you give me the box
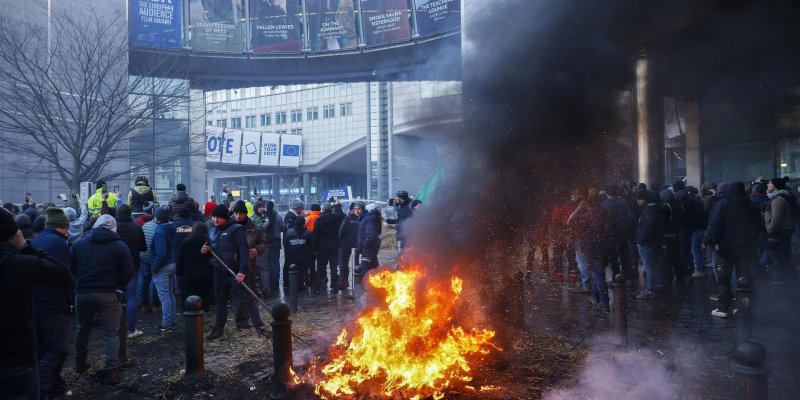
[117,204,132,218]
[14,214,32,229]
[179,207,192,219]
[673,180,686,191]
[155,206,170,223]
[44,207,70,228]
[770,178,786,190]
[232,200,248,214]
[32,216,45,233]
[211,204,229,219]
[143,201,155,212]
[310,204,321,212]
[256,201,265,210]
[177,183,186,192]
[290,199,304,211]
[95,179,106,188]
[0,208,18,242]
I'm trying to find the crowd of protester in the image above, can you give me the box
[0,177,419,396]
[530,176,798,317]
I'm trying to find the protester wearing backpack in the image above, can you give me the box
[766,178,795,283]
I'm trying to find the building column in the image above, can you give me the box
[635,56,665,188]
[206,169,216,203]
[303,173,311,204]
[271,174,280,201]
[685,102,702,186]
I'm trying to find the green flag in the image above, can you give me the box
[415,161,445,203]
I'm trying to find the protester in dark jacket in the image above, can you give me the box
[114,204,147,338]
[15,214,36,240]
[338,203,360,289]
[572,195,616,311]
[707,182,762,318]
[635,191,663,299]
[202,204,268,341]
[168,184,195,222]
[150,206,177,334]
[70,214,134,384]
[386,190,413,247]
[661,189,687,285]
[260,201,284,290]
[281,199,304,288]
[356,201,381,273]
[750,184,771,268]
[176,223,214,312]
[673,181,698,281]
[601,186,634,280]
[128,176,157,217]
[686,186,708,278]
[313,202,345,293]
[284,214,315,290]
[30,208,76,399]
[231,200,270,323]
[0,209,76,400]
[172,207,195,261]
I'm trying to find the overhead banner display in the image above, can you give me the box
[260,133,281,166]
[240,131,262,165]
[130,0,182,48]
[279,134,302,167]
[205,127,225,163]
[249,0,303,53]
[359,0,411,46]
[415,0,460,37]
[309,0,358,52]
[320,186,353,201]
[189,0,244,52]
[220,129,242,164]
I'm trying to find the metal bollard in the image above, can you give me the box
[183,295,205,379]
[350,248,356,289]
[397,240,403,270]
[736,277,753,342]
[270,303,293,400]
[353,265,364,309]
[288,264,299,315]
[116,290,128,366]
[610,274,628,346]
[731,339,770,400]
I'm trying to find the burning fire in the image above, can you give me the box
[311,266,496,399]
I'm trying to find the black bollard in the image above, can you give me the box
[353,265,364,309]
[610,274,628,346]
[731,339,770,400]
[736,277,753,342]
[183,295,205,379]
[288,264,299,315]
[116,290,128,366]
[270,303,293,400]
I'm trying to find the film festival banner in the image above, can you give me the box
[205,126,225,162]
[189,0,244,52]
[279,134,302,167]
[130,0,182,48]
[415,0,460,37]
[240,131,262,165]
[260,133,281,166]
[220,129,243,164]
[359,0,411,46]
[250,0,302,53]
[308,0,358,52]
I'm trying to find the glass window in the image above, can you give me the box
[340,102,352,117]
[261,114,271,126]
[291,128,303,135]
[275,112,286,125]
[703,142,772,184]
[231,118,241,128]
[778,137,800,179]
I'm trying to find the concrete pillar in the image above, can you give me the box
[206,169,216,203]
[303,173,311,204]
[685,102,702,187]
[272,175,281,201]
[635,56,665,187]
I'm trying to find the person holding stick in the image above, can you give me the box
[202,204,269,341]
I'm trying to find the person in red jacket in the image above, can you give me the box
[203,196,217,218]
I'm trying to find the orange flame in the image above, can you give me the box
[313,265,495,399]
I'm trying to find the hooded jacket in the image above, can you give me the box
[339,212,360,250]
[765,189,794,234]
[709,186,763,247]
[660,189,686,236]
[240,217,268,271]
[168,191,195,221]
[150,222,177,272]
[573,207,618,258]
[357,211,381,259]
[87,188,117,215]
[636,199,665,247]
[703,183,729,246]
[601,197,634,234]
[305,210,321,231]
[0,242,75,369]
[140,219,157,264]
[31,228,76,319]
[313,205,345,252]
[128,183,157,213]
[70,227,135,294]
[260,208,285,249]
[283,224,315,264]
[208,219,250,276]
[64,203,89,244]
[386,199,413,241]
[176,234,214,280]
[750,192,769,213]
[115,215,147,268]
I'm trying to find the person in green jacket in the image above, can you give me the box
[87,180,117,216]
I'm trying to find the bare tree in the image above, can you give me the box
[0,7,204,194]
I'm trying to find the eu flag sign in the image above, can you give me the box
[283,144,300,156]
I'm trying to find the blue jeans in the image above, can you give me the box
[691,230,707,272]
[152,263,177,327]
[574,241,591,288]
[586,257,609,306]
[125,274,138,332]
[0,364,39,399]
[74,292,120,370]
[268,247,281,288]
[36,313,69,399]
[137,261,160,307]
[638,244,662,293]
